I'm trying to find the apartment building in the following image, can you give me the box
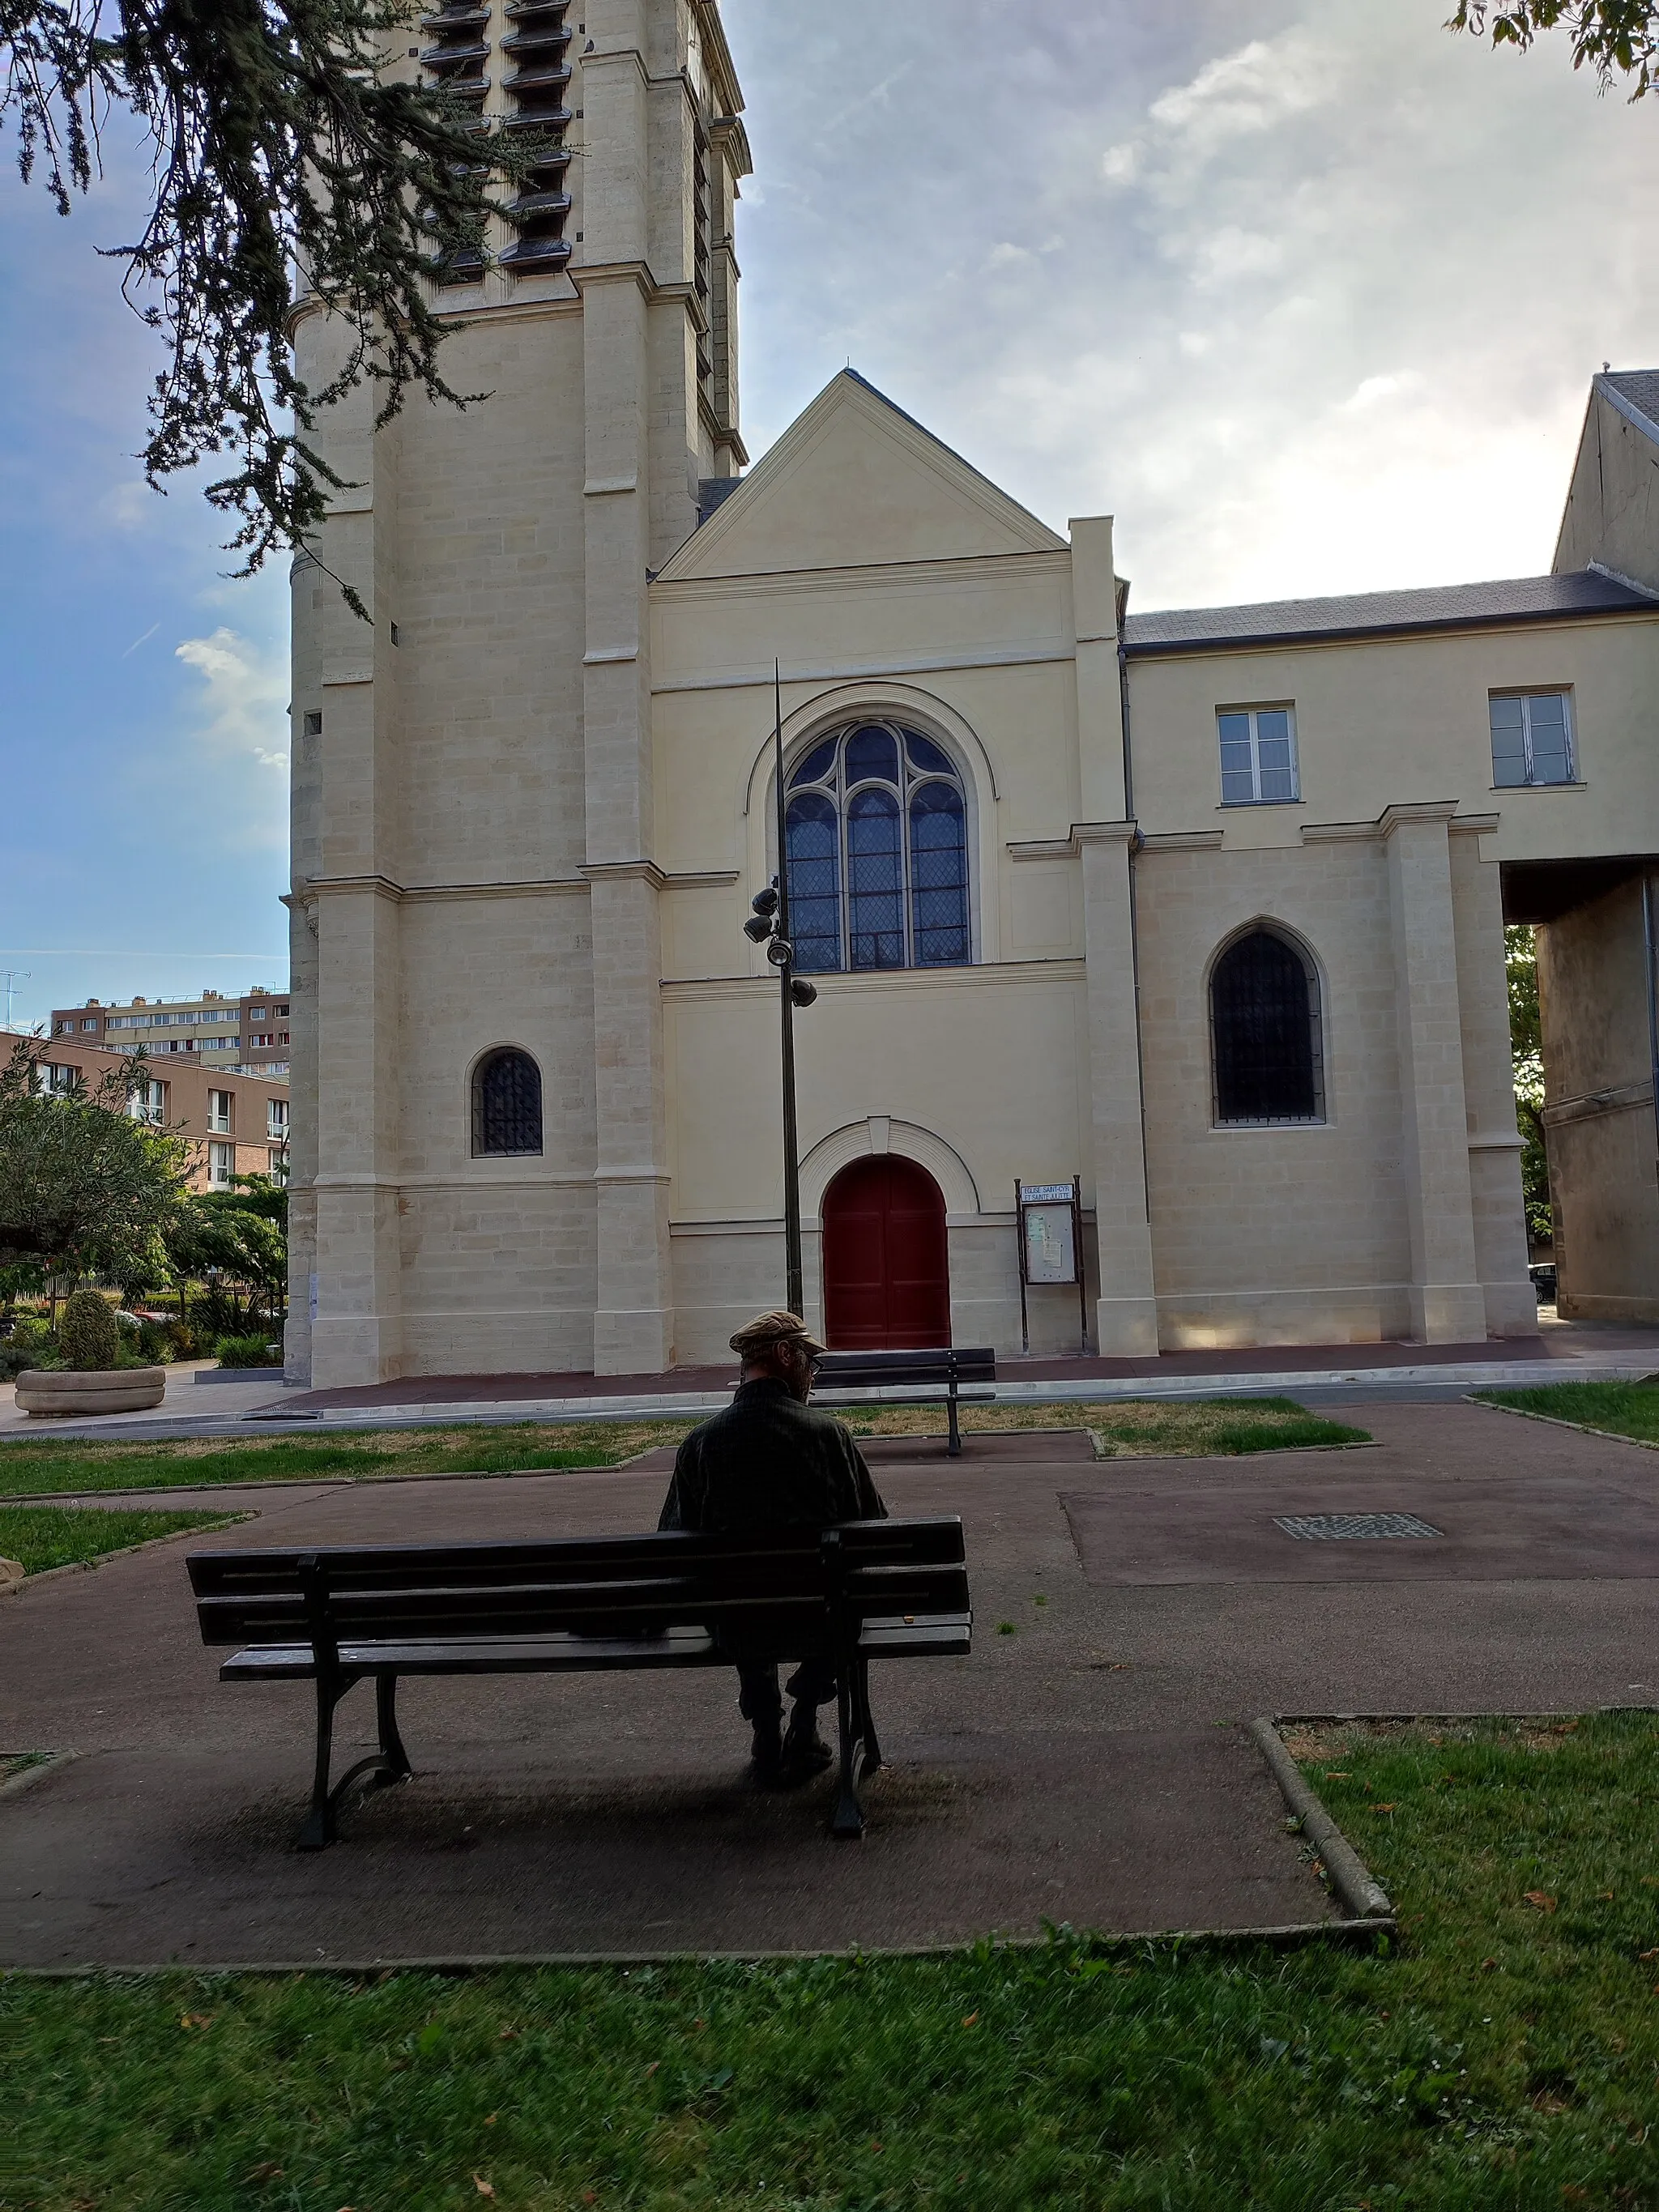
[51,987,292,1076]
[28,1038,290,1191]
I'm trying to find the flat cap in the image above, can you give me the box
[729,1309,827,1358]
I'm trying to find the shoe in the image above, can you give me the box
[777,1715,834,1785]
[749,1720,783,1775]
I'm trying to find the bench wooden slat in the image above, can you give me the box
[197,1566,970,1648]
[218,1612,973,1681]
[186,1516,966,1601]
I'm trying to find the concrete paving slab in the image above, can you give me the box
[1064,1474,1659,1585]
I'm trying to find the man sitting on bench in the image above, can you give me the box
[659,1309,887,1785]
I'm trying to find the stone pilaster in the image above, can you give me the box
[582,10,676,1371]
[1077,825,1159,1353]
[1384,803,1487,1343]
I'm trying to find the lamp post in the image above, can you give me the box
[743,663,817,1317]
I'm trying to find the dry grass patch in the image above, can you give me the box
[845,1395,1370,1458]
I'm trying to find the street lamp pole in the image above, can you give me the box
[774,664,806,1318]
[743,662,817,1319]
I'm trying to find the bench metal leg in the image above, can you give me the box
[376,1673,412,1782]
[298,1673,345,1851]
[947,1391,962,1458]
[830,1671,866,1839]
[855,1656,882,1779]
[296,1673,411,1852]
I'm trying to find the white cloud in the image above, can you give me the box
[724,0,1659,606]
[174,629,289,774]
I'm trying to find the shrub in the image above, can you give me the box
[59,1289,119,1372]
[214,1333,284,1369]
[134,1319,175,1363]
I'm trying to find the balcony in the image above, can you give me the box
[421,2,488,21]
[498,105,572,133]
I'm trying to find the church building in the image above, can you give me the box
[283,0,1659,1386]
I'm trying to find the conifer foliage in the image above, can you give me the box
[0,2,536,603]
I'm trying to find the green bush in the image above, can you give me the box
[58,1289,119,1372]
[214,1333,283,1369]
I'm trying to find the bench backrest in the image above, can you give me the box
[190,1515,968,1652]
[813,1347,996,1389]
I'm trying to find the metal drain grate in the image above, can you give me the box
[1273,1511,1444,1542]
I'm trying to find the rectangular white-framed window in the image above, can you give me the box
[267,1098,289,1139]
[1490,690,1576,788]
[267,1147,288,1185]
[207,1089,233,1135]
[36,1063,77,1097]
[130,1078,167,1123]
[207,1140,235,1188]
[1218,705,1300,805]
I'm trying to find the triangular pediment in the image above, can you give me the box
[657,371,1066,582]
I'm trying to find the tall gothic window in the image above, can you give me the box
[472,1048,544,1157]
[1210,928,1324,1125]
[785,721,971,974]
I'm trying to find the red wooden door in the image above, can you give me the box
[821,1156,951,1349]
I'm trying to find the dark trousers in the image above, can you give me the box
[733,1654,837,1728]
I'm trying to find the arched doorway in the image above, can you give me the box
[821,1156,951,1349]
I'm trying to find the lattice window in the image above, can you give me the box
[471,1047,544,1156]
[1210,929,1324,1125]
[784,722,971,974]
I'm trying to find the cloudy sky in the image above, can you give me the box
[4,0,1658,1033]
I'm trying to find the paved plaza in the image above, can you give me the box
[4,1400,1659,1968]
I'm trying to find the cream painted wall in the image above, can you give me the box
[1126,616,1659,864]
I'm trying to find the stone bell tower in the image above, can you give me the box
[284,0,748,1387]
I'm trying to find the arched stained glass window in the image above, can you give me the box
[471,1047,544,1157]
[784,720,971,973]
[1210,929,1324,1126]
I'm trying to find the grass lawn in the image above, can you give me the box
[0,1504,243,1575]
[0,1422,693,1498]
[0,1398,1367,1498]
[8,1714,1658,2208]
[1476,1379,1659,1447]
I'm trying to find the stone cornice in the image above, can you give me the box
[299,874,590,902]
[1301,803,1484,845]
[580,860,667,890]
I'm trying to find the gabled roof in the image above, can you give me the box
[1121,569,1657,658]
[654,369,1067,585]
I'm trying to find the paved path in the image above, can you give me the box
[4,1400,1659,1967]
[5,1318,1657,1444]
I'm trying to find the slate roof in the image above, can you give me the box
[1601,369,1659,438]
[1121,568,1657,657]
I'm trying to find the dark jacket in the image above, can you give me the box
[658,1377,888,1533]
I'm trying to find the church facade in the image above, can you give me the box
[284,0,1659,1386]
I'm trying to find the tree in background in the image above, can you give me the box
[0,1035,194,1292]
[1,2,541,607]
[1453,3,1659,94]
[1506,925,1553,1251]
[162,1173,288,1336]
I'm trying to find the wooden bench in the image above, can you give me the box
[812,1347,996,1457]
[187,1517,971,1849]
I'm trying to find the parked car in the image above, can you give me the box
[1529,1264,1558,1305]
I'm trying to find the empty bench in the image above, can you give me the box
[812,1347,996,1457]
[187,1517,971,1849]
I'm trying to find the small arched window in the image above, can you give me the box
[784,720,970,974]
[1210,929,1324,1126]
[471,1048,544,1157]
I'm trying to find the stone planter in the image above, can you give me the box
[14,1366,167,1417]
